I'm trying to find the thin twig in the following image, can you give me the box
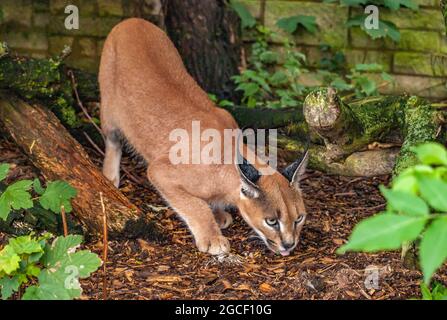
[100,192,108,301]
[82,131,145,186]
[67,70,105,142]
[60,205,68,236]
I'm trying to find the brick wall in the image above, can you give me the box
[242,0,447,98]
[0,0,163,71]
[1,0,447,99]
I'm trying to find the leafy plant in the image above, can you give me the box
[0,234,101,300]
[420,282,447,300]
[229,0,256,30]
[322,63,393,97]
[324,0,418,42]
[232,26,308,108]
[338,143,447,285]
[0,163,77,221]
[276,15,318,34]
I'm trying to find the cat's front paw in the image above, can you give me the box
[196,234,230,255]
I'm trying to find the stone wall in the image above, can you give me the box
[0,0,163,71]
[1,0,447,98]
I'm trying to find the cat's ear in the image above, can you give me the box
[237,156,261,199]
[282,150,309,189]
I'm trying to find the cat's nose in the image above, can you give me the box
[282,241,295,251]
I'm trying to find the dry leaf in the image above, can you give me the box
[259,283,274,294]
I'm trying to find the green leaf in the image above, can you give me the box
[347,16,400,42]
[0,163,10,182]
[269,71,288,86]
[417,176,447,212]
[330,77,353,91]
[39,180,77,214]
[9,235,44,255]
[33,179,45,195]
[412,143,447,166]
[380,186,429,217]
[42,235,84,267]
[355,76,377,96]
[392,174,419,195]
[277,15,318,34]
[0,180,33,221]
[338,213,427,253]
[383,0,418,10]
[23,235,101,300]
[229,0,256,29]
[25,264,41,278]
[420,283,432,300]
[0,276,20,300]
[0,246,21,275]
[420,217,447,284]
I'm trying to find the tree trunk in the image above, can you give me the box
[0,94,161,239]
[165,0,242,101]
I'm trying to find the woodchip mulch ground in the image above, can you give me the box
[1,131,446,300]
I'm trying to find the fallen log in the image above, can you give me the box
[301,88,445,175]
[0,93,161,239]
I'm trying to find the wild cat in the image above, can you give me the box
[99,18,309,256]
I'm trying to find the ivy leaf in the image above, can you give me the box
[277,15,318,34]
[355,76,377,96]
[383,0,418,10]
[420,217,447,284]
[347,16,400,42]
[0,276,20,300]
[39,181,77,214]
[330,77,353,91]
[0,180,33,221]
[337,213,427,253]
[229,0,256,29]
[412,143,447,166]
[380,186,429,217]
[0,163,10,182]
[9,235,44,255]
[417,176,447,212]
[0,246,21,275]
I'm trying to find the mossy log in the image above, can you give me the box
[281,88,444,176]
[0,94,161,239]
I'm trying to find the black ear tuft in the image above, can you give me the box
[239,157,261,185]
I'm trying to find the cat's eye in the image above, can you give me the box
[295,215,305,225]
[265,218,278,227]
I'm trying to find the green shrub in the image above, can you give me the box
[0,234,101,300]
[338,143,447,285]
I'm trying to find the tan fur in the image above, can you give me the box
[99,18,307,256]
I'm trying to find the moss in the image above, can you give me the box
[0,53,80,127]
[394,96,442,175]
